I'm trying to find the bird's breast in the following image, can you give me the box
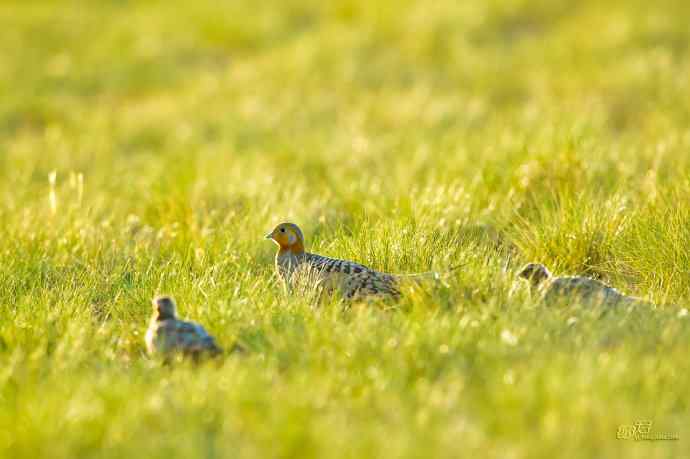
[276,251,302,279]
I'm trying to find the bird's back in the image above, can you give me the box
[543,276,626,306]
[303,252,372,275]
[278,251,400,299]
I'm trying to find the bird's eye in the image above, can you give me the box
[280,228,286,233]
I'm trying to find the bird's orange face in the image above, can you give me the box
[265,223,305,252]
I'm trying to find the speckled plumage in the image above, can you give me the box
[518,263,649,307]
[145,296,222,359]
[292,252,400,299]
[266,223,409,300]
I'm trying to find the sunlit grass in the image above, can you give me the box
[1,0,689,458]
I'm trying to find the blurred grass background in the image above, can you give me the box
[1,0,689,458]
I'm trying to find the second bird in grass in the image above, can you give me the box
[265,222,456,300]
[518,263,652,308]
[145,296,223,360]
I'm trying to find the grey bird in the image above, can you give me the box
[145,296,223,360]
[518,263,651,308]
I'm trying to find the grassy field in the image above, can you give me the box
[1,0,690,457]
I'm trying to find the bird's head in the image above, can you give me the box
[265,222,305,253]
[518,263,552,286]
[152,296,177,320]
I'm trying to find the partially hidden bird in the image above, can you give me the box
[265,222,458,300]
[517,262,652,308]
[145,296,223,360]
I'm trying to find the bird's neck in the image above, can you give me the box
[278,242,304,257]
[276,246,305,281]
[154,312,176,321]
[532,275,551,288]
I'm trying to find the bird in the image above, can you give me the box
[145,296,223,360]
[517,262,650,308]
[265,222,456,300]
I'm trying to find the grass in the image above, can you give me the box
[1,0,689,457]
